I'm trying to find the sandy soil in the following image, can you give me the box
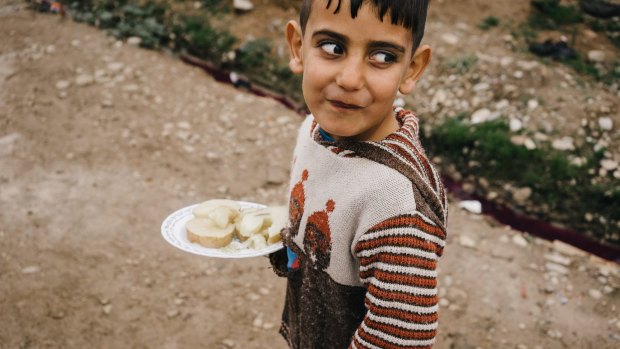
[0,1,619,349]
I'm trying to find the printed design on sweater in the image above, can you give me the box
[288,169,308,238]
[303,199,335,270]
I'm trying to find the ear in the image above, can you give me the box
[399,44,432,95]
[286,20,304,74]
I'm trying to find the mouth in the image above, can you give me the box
[327,99,363,110]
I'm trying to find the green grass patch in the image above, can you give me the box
[422,117,620,247]
[479,16,500,30]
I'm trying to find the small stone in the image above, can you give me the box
[107,62,125,73]
[127,37,142,46]
[21,266,41,274]
[545,262,569,275]
[45,45,56,54]
[458,235,477,248]
[512,187,532,205]
[439,298,450,307]
[527,99,539,110]
[473,82,490,92]
[441,33,459,45]
[122,84,139,93]
[166,309,180,318]
[588,289,603,300]
[471,108,497,124]
[102,304,112,315]
[221,339,235,348]
[495,99,510,110]
[524,138,536,150]
[512,235,528,247]
[552,137,575,151]
[71,40,80,47]
[101,99,113,108]
[547,329,563,339]
[233,0,254,11]
[598,117,613,131]
[544,253,571,266]
[458,200,482,214]
[587,50,606,63]
[500,56,514,66]
[601,159,618,171]
[509,119,523,132]
[55,80,70,90]
[75,74,94,87]
[177,121,191,129]
[513,70,524,79]
[262,322,275,330]
[253,316,263,328]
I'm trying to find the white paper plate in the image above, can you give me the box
[161,201,284,258]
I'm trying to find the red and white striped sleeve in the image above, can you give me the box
[351,212,446,349]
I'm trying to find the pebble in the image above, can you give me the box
[101,99,113,108]
[513,70,524,79]
[545,262,569,275]
[107,62,125,73]
[598,117,613,131]
[45,45,56,54]
[527,99,539,110]
[441,33,459,45]
[587,50,606,63]
[221,339,235,348]
[21,266,41,274]
[75,74,94,87]
[473,82,490,92]
[102,304,112,315]
[458,235,477,248]
[471,108,496,124]
[512,235,528,247]
[122,84,139,93]
[55,80,70,90]
[600,159,618,171]
[253,315,263,328]
[458,200,482,214]
[544,253,571,266]
[233,0,254,11]
[509,118,523,132]
[512,187,532,205]
[127,36,142,46]
[71,40,80,47]
[166,309,180,318]
[552,137,575,151]
[588,289,603,300]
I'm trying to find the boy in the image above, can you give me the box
[270,0,448,348]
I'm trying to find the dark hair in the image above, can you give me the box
[300,0,430,50]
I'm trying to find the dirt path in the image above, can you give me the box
[0,2,618,349]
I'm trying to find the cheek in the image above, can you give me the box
[369,72,402,102]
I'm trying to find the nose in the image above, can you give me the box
[335,58,365,91]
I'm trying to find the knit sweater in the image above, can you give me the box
[270,108,448,349]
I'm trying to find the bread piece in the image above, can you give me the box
[186,218,235,248]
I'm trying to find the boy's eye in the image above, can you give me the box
[320,42,344,56]
[371,52,397,64]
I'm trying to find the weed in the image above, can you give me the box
[445,55,478,74]
[479,16,500,30]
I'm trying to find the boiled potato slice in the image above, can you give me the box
[263,206,288,245]
[186,218,235,248]
[236,212,268,241]
[193,199,240,219]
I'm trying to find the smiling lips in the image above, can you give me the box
[328,99,364,110]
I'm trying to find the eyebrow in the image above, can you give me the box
[311,29,406,54]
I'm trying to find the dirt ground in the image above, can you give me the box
[1,1,619,349]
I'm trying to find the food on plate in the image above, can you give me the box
[186,217,235,248]
[185,200,287,250]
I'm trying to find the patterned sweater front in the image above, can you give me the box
[270,108,448,349]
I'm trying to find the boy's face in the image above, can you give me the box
[286,0,431,141]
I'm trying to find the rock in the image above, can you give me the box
[221,339,236,348]
[458,200,482,214]
[21,266,40,274]
[233,0,254,11]
[55,80,70,90]
[0,132,20,157]
[166,309,180,318]
[127,36,142,46]
[441,33,459,45]
[45,45,56,54]
[495,99,510,110]
[458,235,477,248]
[588,288,603,300]
[431,89,448,109]
[75,74,93,87]
[512,187,532,205]
[102,304,112,315]
[527,99,539,110]
[512,234,528,247]
[177,121,191,130]
[101,99,113,108]
[473,82,490,92]
[545,262,569,275]
[587,50,606,63]
[598,117,613,131]
[513,70,524,79]
[544,253,571,266]
[524,138,536,150]
[500,56,514,66]
[601,159,618,171]
[122,84,139,93]
[107,62,125,74]
[552,137,575,151]
[252,315,263,328]
[71,40,80,47]
[510,119,523,132]
[471,108,499,124]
